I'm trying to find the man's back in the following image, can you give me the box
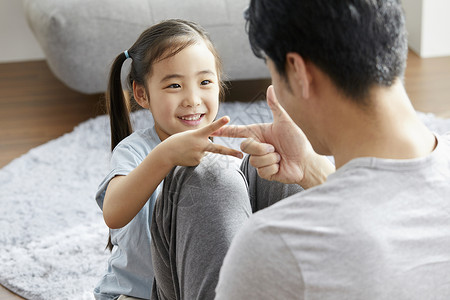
[216,133,450,299]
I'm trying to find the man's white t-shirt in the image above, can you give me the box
[216,134,450,300]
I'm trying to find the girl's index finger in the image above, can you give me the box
[198,116,230,136]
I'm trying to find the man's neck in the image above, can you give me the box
[327,81,437,169]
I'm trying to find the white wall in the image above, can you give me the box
[421,0,450,57]
[403,0,423,55]
[403,0,450,58]
[0,0,45,63]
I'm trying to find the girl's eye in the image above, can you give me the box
[167,83,181,89]
[201,80,211,85]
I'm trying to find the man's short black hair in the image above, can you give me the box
[245,0,408,102]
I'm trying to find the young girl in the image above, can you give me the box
[93,19,242,300]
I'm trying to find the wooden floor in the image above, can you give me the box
[0,61,104,169]
[403,51,450,118]
[0,50,450,299]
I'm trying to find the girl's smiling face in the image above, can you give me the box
[136,42,220,141]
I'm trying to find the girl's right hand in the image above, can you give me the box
[163,116,244,167]
[103,116,243,229]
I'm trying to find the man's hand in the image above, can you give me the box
[213,86,334,188]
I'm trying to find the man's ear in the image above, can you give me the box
[286,52,311,99]
[133,81,150,109]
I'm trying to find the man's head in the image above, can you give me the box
[245,0,408,103]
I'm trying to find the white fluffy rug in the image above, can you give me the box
[1,100,450,300]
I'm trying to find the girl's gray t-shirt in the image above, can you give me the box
[94,126,162,300]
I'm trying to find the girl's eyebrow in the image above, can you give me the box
[160,74,182,83]
[197,70,216,76]
[160,70,216,83]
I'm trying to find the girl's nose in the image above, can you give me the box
[183,91,201,107]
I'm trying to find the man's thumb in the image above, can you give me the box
[267,85,287,121]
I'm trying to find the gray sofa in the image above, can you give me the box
[23,0,269,94]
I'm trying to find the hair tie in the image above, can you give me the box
[124,50,130,59]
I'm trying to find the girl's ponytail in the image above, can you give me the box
[105,51,132,251]
[106,52,133,152]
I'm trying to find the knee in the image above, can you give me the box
[156,153,249,210]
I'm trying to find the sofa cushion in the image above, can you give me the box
[23,0,269,94]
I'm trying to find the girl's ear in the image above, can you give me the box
[133,81,150,109]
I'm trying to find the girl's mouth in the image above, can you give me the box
[178,113,205,125]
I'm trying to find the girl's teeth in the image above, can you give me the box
[181,114,201,121]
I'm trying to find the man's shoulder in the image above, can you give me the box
[253,181,345,222]
[247,174,379,241]
[242,186,336,246]
[439,132,450,152]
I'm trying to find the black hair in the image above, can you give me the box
[245,0,408,102]
[105,19,224,250]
